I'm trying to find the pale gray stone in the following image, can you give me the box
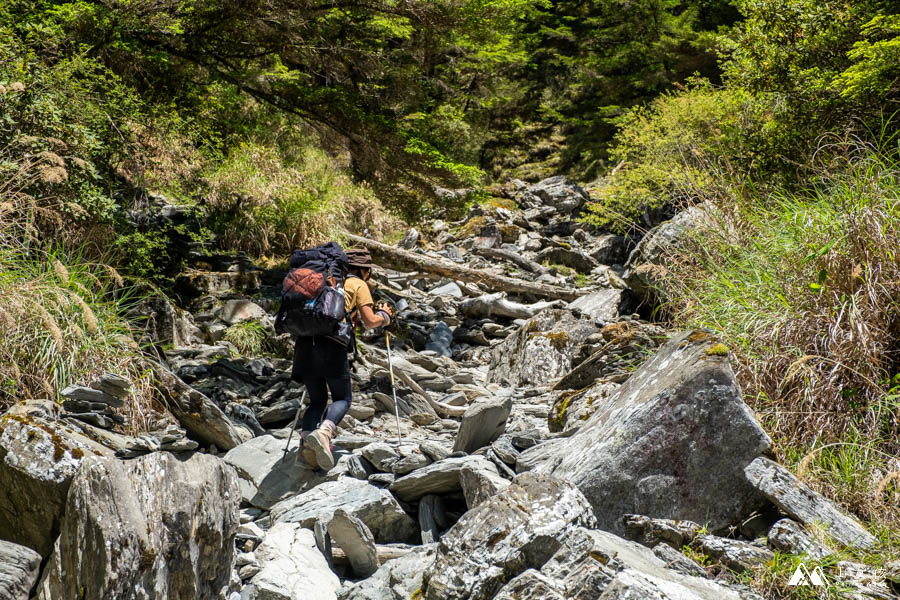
[220,299,268,324]
[337,544,437,600]
[248,523,339,600]
[539,330,772,534]
[36,453,240,600]
[0,540,41,600]
[452,396,512,453]
[270,477,418,543]
[744,457,876,550]
[223,434,325,509]
[361,442,400,472]
[391,452,432,476]
[651,543,708,577]
[566,288,626,322]
[60,384,123,407]
[623,514,701,549]
[390,456,487,502]
[328,509,379,578]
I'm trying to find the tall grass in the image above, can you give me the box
[205,142,400,257]
[663,140,900,550]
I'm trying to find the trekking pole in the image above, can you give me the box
[385,332,402,445]
[283,388,307,458]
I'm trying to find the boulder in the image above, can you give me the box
[622,514,701,549]
[36,453,240,600]
[488,309,597,387]
[538,330,772,534]
[695,534,774,571]
[565,288,627,322]
[525,176,589,213]
[0,403,114,556]
[247,522,340,600]
[588,234,627,265]
[422,472,596,600]
[269,477,418,543]
[155,366,244,451]
[744,457,876,550]
[623,205,706,301]
[548,381,619,432]
[223,434,324,509]
[0,540,41,600]
[337,544,437,600]
[452,396,512,453]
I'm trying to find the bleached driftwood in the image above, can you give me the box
[459,292,564,320]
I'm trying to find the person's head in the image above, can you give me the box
[345,248,375,281]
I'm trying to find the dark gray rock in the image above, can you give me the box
[452,396,512,453]
[256,399,300,425]
[767,518,832,560]
[422,472,597,600]
[0,540,41,600]
[538,330,772,535]
[89,373,131,400]
[695,534,774,571]
[744,457,876,550]
[60,384,123,408]
[623,514,701,549]
[35,453,240,600]
[419,494,449,544]
[536,247,598,274]
[425,322,453,357]
[525,176,589,213]
[588,234,627,265]
[390,456,488,502]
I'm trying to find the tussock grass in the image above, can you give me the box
[661,140,900,560]
[223,320,268,357]
[0,244,157,434]
[205,142,401,257]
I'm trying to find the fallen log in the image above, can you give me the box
[471,246,545,274]
[459,292,564,320]
[345,234,583,301]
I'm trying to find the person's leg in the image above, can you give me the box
[307,357,350,470]
[297,376,327,468]
[321,369,352,428]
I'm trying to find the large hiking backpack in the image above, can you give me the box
[274,242,353,345]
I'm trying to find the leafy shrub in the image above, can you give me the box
[223,320,268,357]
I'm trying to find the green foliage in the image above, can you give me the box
[223,320,267,357]
[837,15,900,101]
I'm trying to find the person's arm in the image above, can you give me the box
[358,303,392,328]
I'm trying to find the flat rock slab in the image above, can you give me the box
[538,330,772,534]
[390,456,487,502]
[328,509,378,578]
[452,396,512,453]
[223,434,324,509]
[459,458,510,508]
[744,457,876,551]
[248,522,340,600]
[767,518,831,560]
[422,472,596,600]
[0,540,41,600]
[270,478,418,543]
[566,288,626,321]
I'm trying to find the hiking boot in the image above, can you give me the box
[295,434,318,469]
[306,424,336,470]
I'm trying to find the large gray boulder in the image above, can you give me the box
[539,330,772,534]
[0,401,114,557]
[422,472,596,600]
[565,288,627,322]
[744,457,876,551]
[0,540,41,600]
[246,522,340,600]
[488,309,596,387]
[523,176,589,213]
[223,434,324,509]
[389,456,495,502]
[35,452,241,600]
[269,478,418,543]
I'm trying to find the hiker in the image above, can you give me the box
[294,247,393,470]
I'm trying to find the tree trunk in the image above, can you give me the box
[345,234,583,301]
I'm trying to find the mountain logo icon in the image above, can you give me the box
[788,563,827,586]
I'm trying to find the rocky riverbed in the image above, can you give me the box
[1,177,896,600]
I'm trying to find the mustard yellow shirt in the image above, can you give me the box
[344,276,373,317]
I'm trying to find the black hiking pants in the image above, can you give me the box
[291,335,352,430]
